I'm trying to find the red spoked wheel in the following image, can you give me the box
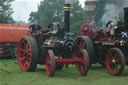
[74,49,89,76]
[76,36,94,68]
[106,48,125,76]
[18,36,38,72]
[45,50,55,77]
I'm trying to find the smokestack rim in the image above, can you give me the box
[64,4,71,11]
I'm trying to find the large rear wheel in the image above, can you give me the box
[106,48,125,76]
[76,36,94,68]
[18,36,38,72]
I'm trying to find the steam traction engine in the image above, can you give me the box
[76,7,128,76]
[17,3,89,77]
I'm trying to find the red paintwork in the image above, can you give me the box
[0,68,11,73]
[0,24,29,43]
[0,24,30,57]
[56,59,83,64]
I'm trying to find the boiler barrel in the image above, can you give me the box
[0,24,29,43]
[124,7,128,31]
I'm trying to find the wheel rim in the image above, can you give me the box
[45,54,52,76]
[106,50,121,75]
[75,50,87,75]
[18,38,31,71]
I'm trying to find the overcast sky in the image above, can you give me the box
[11,0,86,23]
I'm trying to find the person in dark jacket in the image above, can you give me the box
[29,20,43,32]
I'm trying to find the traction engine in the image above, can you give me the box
[17,3,89,77]
[76,7,128,76]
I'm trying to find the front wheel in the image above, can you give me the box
[75,49,89,76]
[106,48,125,76]
[45,50,55,77]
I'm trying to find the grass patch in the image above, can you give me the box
[0,59,128,85]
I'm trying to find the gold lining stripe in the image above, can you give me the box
[64,7,71,11]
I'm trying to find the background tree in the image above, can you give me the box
[0,0,14,24]
[29,0,65,27]
[70,1,85,38]
[29,0,85,38]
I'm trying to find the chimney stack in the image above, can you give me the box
[124,7,128,31]
[64,3,71,33]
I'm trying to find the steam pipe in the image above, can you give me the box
[64,4,71,33]
[124,7,128,31]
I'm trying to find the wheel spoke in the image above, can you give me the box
[26,48,30,53]
[26,49,31,56]
[26,56,30,61]
[23,63,27,67]
[21,39,26,45]
[21,56,26,61]
[27,53,31,56]
[21,40,26,49]
[116,58,121,63]
[26,60,30,66]
[20,48,25,52]
[25,43,29,50]
[80,40,84,48]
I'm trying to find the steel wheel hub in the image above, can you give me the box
[112,59,116,63]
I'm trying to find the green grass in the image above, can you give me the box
[0,59,128,85]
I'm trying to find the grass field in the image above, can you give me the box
[0,59,128,85]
